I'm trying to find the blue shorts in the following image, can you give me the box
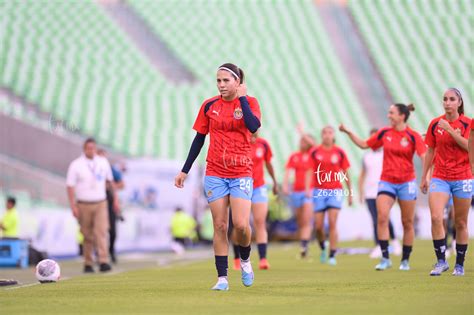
[289,191,313,209]
[313,189,343,212]
[203,176,253,203]
[429,178,473,199]
[377,180,417,201]
[252,186,268,203]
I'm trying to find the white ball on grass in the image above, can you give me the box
[35,259,61,283]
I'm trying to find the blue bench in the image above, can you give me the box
[0,239,29,268]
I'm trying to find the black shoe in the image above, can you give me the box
[84,265,95,273]
[111,254,117,264]
[99,263,112,272]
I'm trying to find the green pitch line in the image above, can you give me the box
[0,240,472,315]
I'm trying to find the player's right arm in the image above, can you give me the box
[176,99,210,188]
[420,147,435,194]
[175,132,206,188]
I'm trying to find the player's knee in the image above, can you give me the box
[213,221,228,235]
[454,219,467,232]
[233,221,248,234]
[402,220,413,231]
[254,217,266,229]
[377,216,389,226]
[430,215,443,227]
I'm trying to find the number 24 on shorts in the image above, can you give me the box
[240,179,251,191]
[462,180,472,192]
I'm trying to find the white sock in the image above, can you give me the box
[217,276,228,284]
[240,259,252,273]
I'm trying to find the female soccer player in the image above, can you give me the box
[175,63,261,290]
[306,126,352,266]
[469,117,474,175]
[283,134,315,258]
[250,132,278,269]
[340,104,426,271]
[359,128,401,258]
[420,88,472,276]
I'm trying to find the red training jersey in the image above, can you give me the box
[471,119,474,129]
[285,150,313,192]
[425,114,472,181]
[367,127,426,184]
[193,95,261,178]
[309,145,350,189]
[251,137,273,188]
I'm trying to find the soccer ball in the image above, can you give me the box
[35,259,61,283]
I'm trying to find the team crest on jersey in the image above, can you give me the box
[400,137,409,147]
[331,154,339,164]
[233,108,243,119]
[256,148,264,158]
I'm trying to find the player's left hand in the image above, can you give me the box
[348,194,353,207]
[237,83,247,98]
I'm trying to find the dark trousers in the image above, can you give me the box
[366,199,395,244]
[106,191,117,257]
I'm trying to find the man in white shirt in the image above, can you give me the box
[67,138,119,273]
[359,128,401,258]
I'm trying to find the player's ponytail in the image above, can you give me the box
[448,88,464,115]
[218,63,243,83]
[238,68,245,84]
[394,103,414,122]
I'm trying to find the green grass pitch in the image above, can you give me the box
[1,240,472,315]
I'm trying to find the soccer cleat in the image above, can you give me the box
[328,257,337,266]
[320,247,328,264]
[259,258,270,270]
[399,260,410,271]
[99,263,112,272]
[211,280,229,291]
[300,248,308,259]
[430,260,449,276]
[233,258,241,271]
[240,260,254,287]
[84,265,95,273]
[375,258,392,271]
[452,264,464,276]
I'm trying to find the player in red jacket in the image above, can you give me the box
[469,118,474,176]
[420,88,472,276]
[340,103,426,271]
[306,126,353,266]
[283,132,315,259]
[249,133,278,270]
[175,63,261,290]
